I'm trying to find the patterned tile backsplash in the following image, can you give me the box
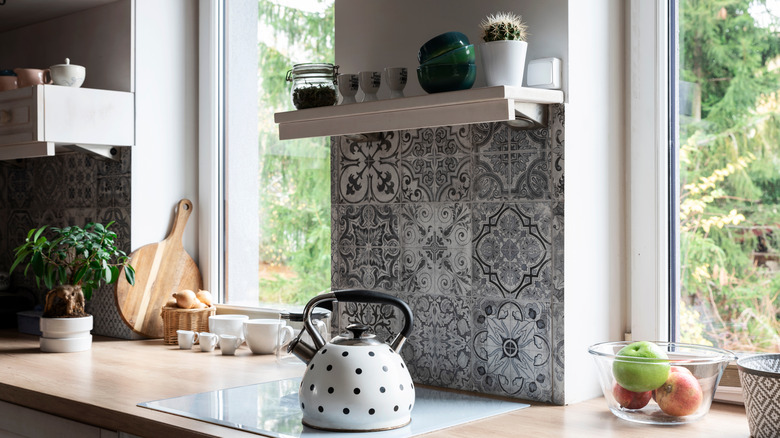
[0,151,135,339]
[332,104,565,404]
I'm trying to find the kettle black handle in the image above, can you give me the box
[301,289,413,353]
[333,289,414,342]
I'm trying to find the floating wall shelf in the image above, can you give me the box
[274,85,564,140]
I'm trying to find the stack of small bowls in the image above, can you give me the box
[417,31,476,94]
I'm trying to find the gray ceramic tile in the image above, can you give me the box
[97,176,131,207]
[472,202,552,300]
[98,207,132,253]
[401,158,435,202]
[401,294,473,389]
[340,300,404,346]
[470,123,506,153]
[331,136,339,205]
[400,248,435,294]
[8,166,34,209]
[399,126,470,158]
[337,132,400,204]
[62,154,98,208]
[333,204,399,248]
[332,245,399,291]
[551,301,565,405]
[400,203,435,246]
[472,297,552,402]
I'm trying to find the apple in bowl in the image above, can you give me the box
[612,341,671,392]
[655,367,703,416]
[612,383,652,410]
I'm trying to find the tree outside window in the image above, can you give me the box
[678,0,780,352]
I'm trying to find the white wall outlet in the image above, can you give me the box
[527,57,562,90]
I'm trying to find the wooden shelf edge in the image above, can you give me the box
[275,86,563,140]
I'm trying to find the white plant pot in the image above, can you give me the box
[39,315,93,352]
[479,40,528,87]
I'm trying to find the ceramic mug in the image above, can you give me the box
[338,73,359,105]
[198,332,219,352]
[0,75,16,92]
[13,68,52,87]
[219,334,242,355]
[208,314,249,347]
[384,67,408,98]
[358,71,381,102]
[244,319,294,355]
[177,330,199,349]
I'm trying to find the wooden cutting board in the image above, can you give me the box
[115,199,203,338]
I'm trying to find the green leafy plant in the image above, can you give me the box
[11,222,135,302]
[479,11,528,42]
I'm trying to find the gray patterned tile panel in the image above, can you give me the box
[472,297,552,401]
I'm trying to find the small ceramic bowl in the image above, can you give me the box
[49,58,86,88]
[588,341,735,425]
[417,63,476,94]
[417,31,470,65]
[419,44,475,68]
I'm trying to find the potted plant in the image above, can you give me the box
[479,11,529,87]
[11,222,135,352]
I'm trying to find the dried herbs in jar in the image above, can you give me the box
[286,63,338,110]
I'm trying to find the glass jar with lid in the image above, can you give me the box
[285,63,339,110]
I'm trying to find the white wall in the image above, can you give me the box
[0,0,132,92]
[132,0,200,259]
[564,0,626,404]
[335,0,568,100]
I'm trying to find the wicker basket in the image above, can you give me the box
[161,305,216,344]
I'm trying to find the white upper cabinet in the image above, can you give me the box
[0,0,133,160]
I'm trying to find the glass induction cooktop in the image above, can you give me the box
[139,378,529,438]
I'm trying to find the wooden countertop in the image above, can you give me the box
[0,330,751,437]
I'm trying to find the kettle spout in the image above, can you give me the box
[288,336,318,364]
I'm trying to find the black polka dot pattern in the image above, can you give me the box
[310,384,315,391]
[327,364,333,371]
[342,351,349,357]
[380,386,386,393]
[369,351,375,357]
[343,408,350,414]
[369,408,375,415]
[382,365,388,372]
[354,388,360,394]
[355,368,362,374]
[318,406,323,412]
[321,349,327,354]
[399,384,404,391]
[394,405,399,412]
[328,387,334,394]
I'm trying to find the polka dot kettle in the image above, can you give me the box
[289,289,415,432]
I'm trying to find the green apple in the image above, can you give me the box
[612,341,670,392]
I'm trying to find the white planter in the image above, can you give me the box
[39,315,93,353]
[479,40,529,87]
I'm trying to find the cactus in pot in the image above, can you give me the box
[478,11,530,87]
[479,11,528,42]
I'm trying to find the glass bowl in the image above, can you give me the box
[588,341,735,425]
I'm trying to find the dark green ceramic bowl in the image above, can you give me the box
[417,63,477,94]
[419,44,475,68]
[418,31,470,65]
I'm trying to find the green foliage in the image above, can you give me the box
[10,222,135,300]
[679,0,780,351]
[257,0,334,305]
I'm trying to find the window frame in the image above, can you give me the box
[627,0,673,342]
[199,0,259,305]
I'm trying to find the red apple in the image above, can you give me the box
[655,369,703,416]
[612,383,652,409]
[653,366,694,401]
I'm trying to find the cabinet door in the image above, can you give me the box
[0,400,102,438]
[0,87,42,147]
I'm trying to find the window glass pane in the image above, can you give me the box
[256,0,334,306]
[677,0,780,352]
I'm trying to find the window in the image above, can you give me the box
[214,0,335,307]
[673,0,780,352]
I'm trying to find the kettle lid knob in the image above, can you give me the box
[345,324,370,339]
